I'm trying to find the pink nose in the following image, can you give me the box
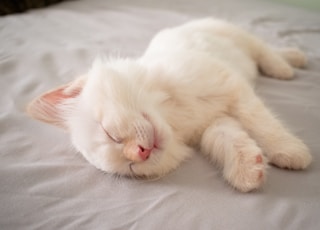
[138,146,152,161]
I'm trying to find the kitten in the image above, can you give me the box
[27,18,312,192]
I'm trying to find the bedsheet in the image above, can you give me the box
[0,0,319,229]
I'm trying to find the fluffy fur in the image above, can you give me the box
[27,18,312,192]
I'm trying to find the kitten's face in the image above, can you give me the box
[28,59,191,178]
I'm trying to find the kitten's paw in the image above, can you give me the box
[259,51,295,80]
[279,48,307,68]
[266,63,294,80]
[268,140,312,170]
[224,149,267,192]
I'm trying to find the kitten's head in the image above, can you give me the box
[27,59,191,178]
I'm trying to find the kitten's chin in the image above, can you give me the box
[117,141,193,179]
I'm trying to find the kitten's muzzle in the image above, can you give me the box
[123,141,156,162]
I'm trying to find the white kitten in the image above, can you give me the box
[27,18,312,192]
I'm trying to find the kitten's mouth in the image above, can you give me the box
[129,162,136,176]
[128,162,147,179]
[128,162,164,181]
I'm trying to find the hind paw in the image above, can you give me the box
[279,48,307,68]
[268,64,294,80]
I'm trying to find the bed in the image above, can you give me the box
[1,0,319,229]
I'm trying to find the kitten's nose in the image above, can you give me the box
[138,145,152,161]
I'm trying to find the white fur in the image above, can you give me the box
[28,18,312,192]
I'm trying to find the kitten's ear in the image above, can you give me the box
[27,76,86,129]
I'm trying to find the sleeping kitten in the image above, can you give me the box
[27,18,312,192]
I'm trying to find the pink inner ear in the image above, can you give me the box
[27,79,83,128]
[43,87,81,104]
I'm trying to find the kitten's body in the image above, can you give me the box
[28,18,312,192]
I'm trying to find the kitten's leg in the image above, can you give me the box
[252,46,307,78]
[233,87,312,170]
[278,47,307,68]
[254,43,296,80]
[211,22,296,79]
[201,117,267,192]
[246,39,307,78]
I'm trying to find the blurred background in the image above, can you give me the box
[1,0,320,16]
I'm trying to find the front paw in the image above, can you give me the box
[268,138,312,170]
[224,148,267,192]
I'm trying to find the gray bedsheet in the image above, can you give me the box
[0,0,319,229]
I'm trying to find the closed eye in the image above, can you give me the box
[100,123,122,144]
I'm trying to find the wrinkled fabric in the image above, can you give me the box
[0,0,319,229]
